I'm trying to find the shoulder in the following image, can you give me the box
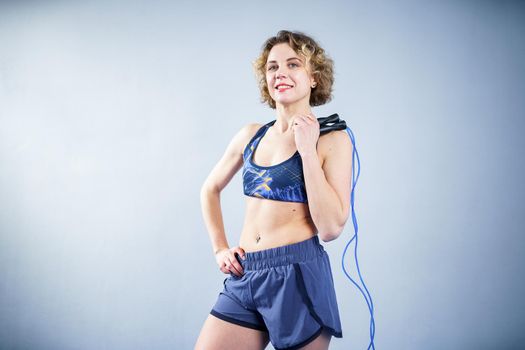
[237,123,264,144]
[242,122,264,138]
[232,122,264,156]
[319,129,351,145]
[318,129,353,163]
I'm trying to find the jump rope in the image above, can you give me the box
[318,113,376,350]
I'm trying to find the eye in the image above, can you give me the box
[289,62,299,68]
[267,65,277,71]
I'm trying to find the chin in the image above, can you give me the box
[274,96,300,105]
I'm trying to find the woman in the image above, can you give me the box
[195,30,353,350]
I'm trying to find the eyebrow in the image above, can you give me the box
[266,57,302,65]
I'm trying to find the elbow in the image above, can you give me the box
[200,184,219,205]
[319,225,344,242]
[200,182,219,196]
[200,184,209,196]
[199,185,209,200]
[318,211,347,242]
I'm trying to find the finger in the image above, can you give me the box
[304,114,317,124]
[233,253,245,272]
[223,264,235,276]
[229,265,242,277]
[293,116,305,126]
[232,260,244,275]
[227,256,244,276]
[298,115,312,124]
[231,255,244,275]
[303,115,313,124]
[303,114,319,128]
[234,248,246,260]
[223,261,230,272]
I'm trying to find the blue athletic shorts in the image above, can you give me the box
[210,235,343,350]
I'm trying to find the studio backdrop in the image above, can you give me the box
[1,1,524,349]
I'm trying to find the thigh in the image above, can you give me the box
[297,329,332,350]
[194,313,270,350]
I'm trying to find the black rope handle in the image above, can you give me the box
[318,113,347,135]
[264,113,347,135]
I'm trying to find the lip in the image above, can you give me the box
[275,83,293,92]
[275,83,293,89]
[278,86,292,92]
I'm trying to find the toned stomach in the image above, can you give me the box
[238,196,318,253]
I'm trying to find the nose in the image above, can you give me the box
[275,65,288,79]
[274,73,288,86]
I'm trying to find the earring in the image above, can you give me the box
[311,83,317,88]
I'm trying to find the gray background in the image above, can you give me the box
[1,1,524,349]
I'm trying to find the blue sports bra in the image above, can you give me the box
[242,120,311,203]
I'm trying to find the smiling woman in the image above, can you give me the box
[253,30,334,109]
[195,30,349,350]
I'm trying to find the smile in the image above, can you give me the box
[276,84,293,92]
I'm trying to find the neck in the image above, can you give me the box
[273,102,313,134]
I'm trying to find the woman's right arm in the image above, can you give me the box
[200,123,259,256]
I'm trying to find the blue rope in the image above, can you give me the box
[342,126,376,349]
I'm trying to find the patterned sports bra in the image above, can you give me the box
[242,120,311,203]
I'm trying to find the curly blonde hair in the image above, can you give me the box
[253,30,335,109]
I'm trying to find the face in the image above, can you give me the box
[265,43,316,108]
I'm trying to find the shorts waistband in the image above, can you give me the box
[238,235,325,270]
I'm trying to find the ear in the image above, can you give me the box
[310,72,318,88]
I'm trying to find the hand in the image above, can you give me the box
[215,246,246,277]
[291,113,320,157]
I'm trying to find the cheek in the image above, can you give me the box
[266,78,274,94]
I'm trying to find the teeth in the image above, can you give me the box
[276,85,292,89]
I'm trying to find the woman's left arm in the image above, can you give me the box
[302,130,353,242]
[302,129,353,242]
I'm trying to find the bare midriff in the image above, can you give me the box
[238,196,317,253]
